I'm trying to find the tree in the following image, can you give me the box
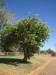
[46,48,56,56]
[0,16,49,62]
[16,16,49,62]
[0,0,5,29]
[0,0,13,30]
[0,24,18,52]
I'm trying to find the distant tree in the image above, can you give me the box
[46,48,56,56]
[47,48,52,53]
[40,50,47,54]
[0,0,5,29]
[0,0,13,30]
[0,16,49,62]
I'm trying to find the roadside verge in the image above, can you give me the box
[27,56,53,75]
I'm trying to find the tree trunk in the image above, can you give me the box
[23,48,28,62]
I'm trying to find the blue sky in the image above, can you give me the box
[5,0,56,51]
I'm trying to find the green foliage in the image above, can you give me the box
[0,24,18,52]
[0,16,49,61]
[0,11,5,29]
[16,17,49,58]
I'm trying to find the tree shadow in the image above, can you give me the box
[0,58,31,66]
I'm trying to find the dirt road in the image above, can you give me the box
[38,58,56,75]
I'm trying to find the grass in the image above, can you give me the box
[0,54,45,75]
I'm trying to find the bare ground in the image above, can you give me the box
[28,54,55,75]
[38,58,56,75]
[0,54,55,75]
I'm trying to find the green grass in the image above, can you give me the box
[0,55,45,75]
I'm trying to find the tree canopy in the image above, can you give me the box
[0,16,49,62]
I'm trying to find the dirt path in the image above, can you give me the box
[0,71,16,75]
[38,58,56,75]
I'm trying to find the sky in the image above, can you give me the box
[4,0,56,51]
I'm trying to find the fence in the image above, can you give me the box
[0,52,24,56]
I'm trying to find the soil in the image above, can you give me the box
[38,58,56,75]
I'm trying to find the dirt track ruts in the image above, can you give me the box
[38,58,56,75]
